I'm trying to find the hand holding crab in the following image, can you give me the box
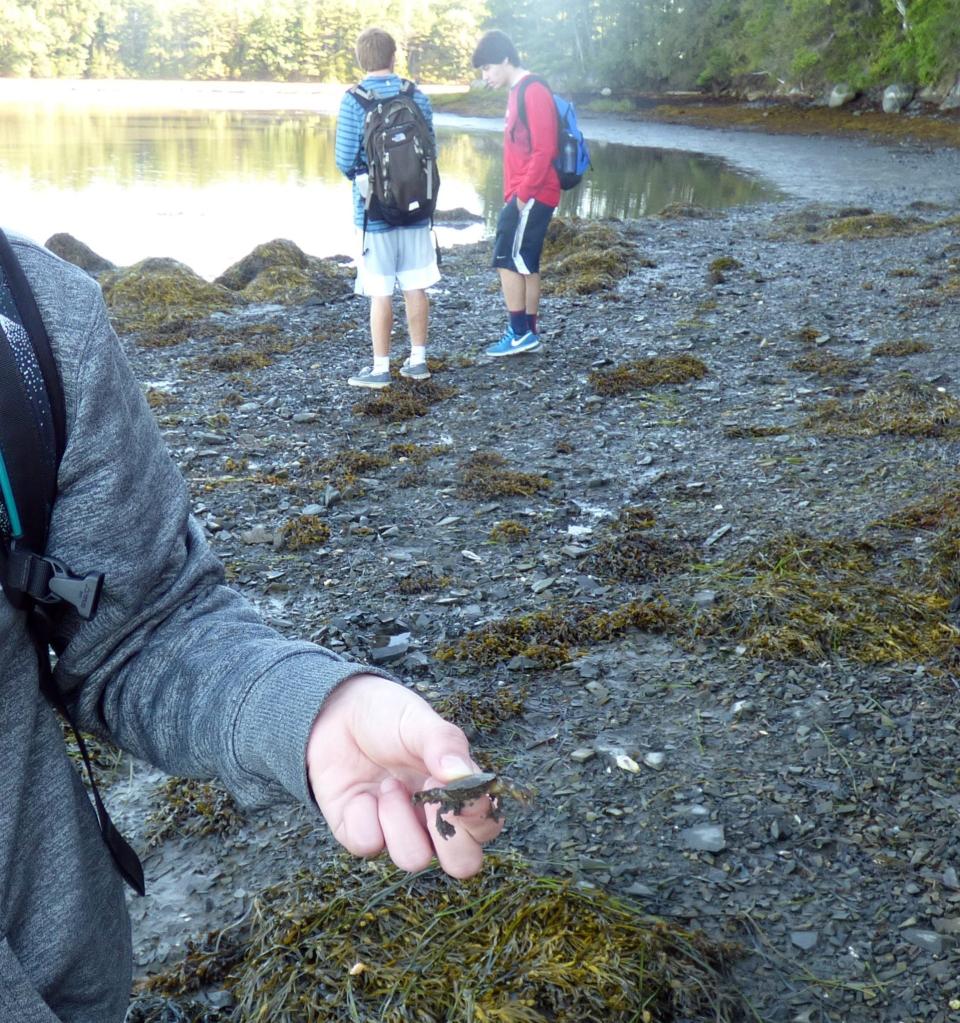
[306,674,506,878]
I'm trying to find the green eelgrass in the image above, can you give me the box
[144,854,743,1023]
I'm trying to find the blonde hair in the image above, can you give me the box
[356,28,396,72]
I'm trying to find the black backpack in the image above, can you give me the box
[0,228,145,896]
[349,79,440,228]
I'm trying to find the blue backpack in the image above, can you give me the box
[514,75,591,191]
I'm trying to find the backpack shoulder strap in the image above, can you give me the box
[0,231,143,896]
[512,74,551,138]
[0,232,102,620]
[349,84,376,109]
[0,229,64,561]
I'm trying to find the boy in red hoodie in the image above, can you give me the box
[472,30,558,356]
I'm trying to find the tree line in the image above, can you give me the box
[492,0,960,95]
[1,0,957,93]
[0,0,486,82]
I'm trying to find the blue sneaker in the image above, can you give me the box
[485,326,541,357]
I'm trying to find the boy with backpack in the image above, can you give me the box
[335,27,440,389]
[472,30,560,358]
[0,228,502,1019]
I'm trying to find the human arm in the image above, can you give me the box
[515,80,558,204]
[334,91,365,178]
[41,287,385,808]
[413,87,437,151]
[32,252,500,876]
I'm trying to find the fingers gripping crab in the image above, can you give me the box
[411,772,533,839]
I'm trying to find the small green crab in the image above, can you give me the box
[411,772,533,840]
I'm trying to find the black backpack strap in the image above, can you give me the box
[29,612,146,896]
[0,230,104,620]
[0,229,144,897]
[511,74,550,140]
[348,84,376,111]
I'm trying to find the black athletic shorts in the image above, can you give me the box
[491,198,555,275]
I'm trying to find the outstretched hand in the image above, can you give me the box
[306,673,503,878]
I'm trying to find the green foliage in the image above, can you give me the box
[2,0,957,90]
[0,0,486,81]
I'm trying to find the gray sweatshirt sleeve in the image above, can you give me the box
[47,270,387,809]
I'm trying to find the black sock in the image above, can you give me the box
[527,313,538,335]
[509,310,527,336]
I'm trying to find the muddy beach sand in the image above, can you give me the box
[64,121,960,1022]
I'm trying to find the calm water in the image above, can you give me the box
[0,100,779,280]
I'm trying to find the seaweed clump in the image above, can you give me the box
[586,506,697,582]
[145,778,242,847]
[145,388,176,410]
[870,338,933,357]
[437,598,678,669]
[541,219,646,296]
[658,202,714,219]
[352,379,457,422]
[723,423,788,439]
[789,349,863,376]
[490,519,531,542]
[696,532,959,665]
[803,374,960,438]
[214,239,353,305]
[145,855,742,1023]
[315,449,392,490]
[707,255,741,284]
[279,514,331,551]
[769,206,927,242]
[203,350,272,372]
[460,452,552,499]
[822,213,925,240]
[876,484,960,598]
[590,354,708,396]
[100,258,239,333]
[433,683,527,732]
[390,442,449,464]
[397,571,450,595]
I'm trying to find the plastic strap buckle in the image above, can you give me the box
[6,545,103,620]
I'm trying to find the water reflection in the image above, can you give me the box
[0,105,778,278]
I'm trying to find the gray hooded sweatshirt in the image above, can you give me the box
[0,234,383,1021]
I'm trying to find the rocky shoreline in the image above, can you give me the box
[64,172,960,1022]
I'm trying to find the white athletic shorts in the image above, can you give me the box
[355,225,440,297]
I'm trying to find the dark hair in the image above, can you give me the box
[471,30,520,68]
[356,27,396,72]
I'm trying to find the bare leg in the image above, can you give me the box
[370,295,392,358]
[498,268,526,314]
[402,289,429,347]
[523,273,541,316]
[498,268,541,319]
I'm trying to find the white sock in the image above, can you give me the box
[408,345,426,366]
[373,355,390,374]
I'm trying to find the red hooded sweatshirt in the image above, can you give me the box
[504,75,560,208]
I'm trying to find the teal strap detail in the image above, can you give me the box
[0,448,23,538]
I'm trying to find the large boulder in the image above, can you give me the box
[100,258,239,331]
[941,74,960,111]
[216,239,353,305]
[882,83,914,113]
[44,233,114,275]
[215,238,309,290]
[828,83,857,108]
